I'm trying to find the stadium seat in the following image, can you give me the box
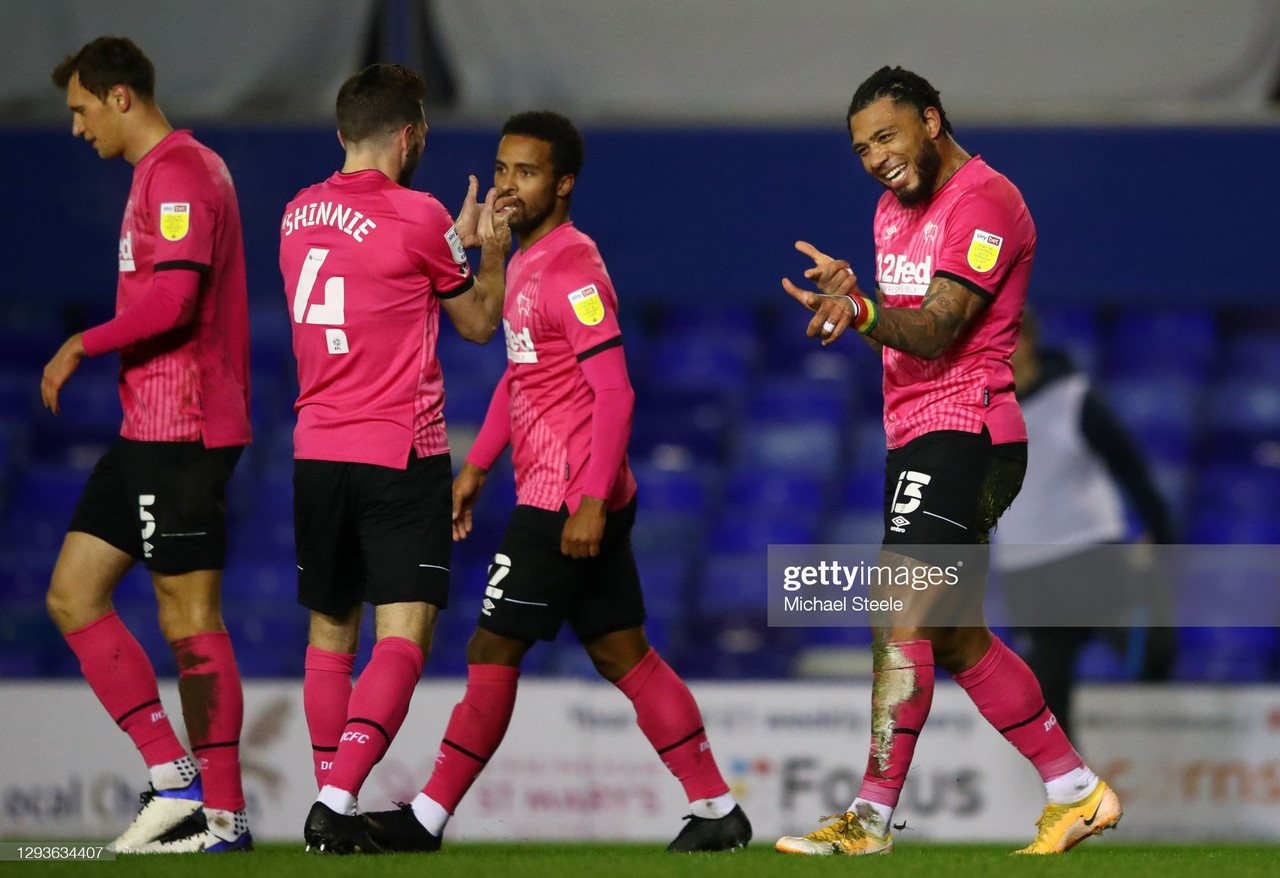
[644,333,756,401]
[1035,306,1101,378]
[1104,309,1217,381]
[1,464,90,551]
[1218,332,1280,383]
[631,390,734,463]
[733,419,843,479]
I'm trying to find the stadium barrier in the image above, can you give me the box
[1,680,1277,843]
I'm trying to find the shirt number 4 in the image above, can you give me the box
[293,247,348,354]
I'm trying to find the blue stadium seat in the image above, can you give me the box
[1,465,89,551]
[725,470,827,518]
[1073,636,1130,682]
[635,553,692,620]
[1174,628,1276,682]
[734,419,843,479]
[224,603,307,677]
[1105,376,1199,435]
[1187,463,1280,525]
[696,552,770,616]
[1218,333,1280,383]
[631,390,734,463]
[1205,380,1280,453]
[1104,309,1218,381]
[823,511,884,545]
[644,333,755,401]
[1035,307,1101,378]
[743,376,858,428]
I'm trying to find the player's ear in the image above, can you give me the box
[336,130,346,150]
[923,106,942,140]
[555,173,576,199]
[110,85,131,113]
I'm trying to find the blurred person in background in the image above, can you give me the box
[279,63,513,854]
[779,66,1118,856]
[43,36,253,853]
[358,111,751,855]
[995,306,1177,741]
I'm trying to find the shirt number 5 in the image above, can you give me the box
[293,247,348,354]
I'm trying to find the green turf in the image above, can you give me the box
[10,842,1280,877]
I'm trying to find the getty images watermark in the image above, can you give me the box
[767,543,1280,628]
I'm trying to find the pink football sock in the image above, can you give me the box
[423,664,520,814]
[325,636,424,796]
[857,640,935,809]
[615,648,729,802]
[173,631,245,811]
[304,646,355,789]
[952,635,1085,782]
[63,611,188,768]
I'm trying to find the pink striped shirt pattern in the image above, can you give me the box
[97,130,251,447]
[499,223,636,512]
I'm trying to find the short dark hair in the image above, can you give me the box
[52,36,155,101]
[501,111,584,179]
[847,66,952,137]
[336,64,426,144]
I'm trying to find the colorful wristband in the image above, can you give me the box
[846,294,878,335]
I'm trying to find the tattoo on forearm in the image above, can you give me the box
[868,277,983,359]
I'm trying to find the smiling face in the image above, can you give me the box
[849,96,943,207]
[65,73,127,160]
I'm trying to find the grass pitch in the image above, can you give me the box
[11,842,1280,878]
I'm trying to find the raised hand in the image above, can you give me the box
[782,241,864,345]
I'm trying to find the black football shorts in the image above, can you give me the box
[69,438,243,575]
[294,451,453,615]
[476,496,646,643]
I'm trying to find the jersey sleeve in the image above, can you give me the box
[146,149,221,274]
[933,189,1032,301]
[540,249,623,359]
[404,195,474,299]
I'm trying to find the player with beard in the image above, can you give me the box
[776,67,1120,855]
[357,111,751,854]
[278,64,513,853]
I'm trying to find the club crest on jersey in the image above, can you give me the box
[568,284,604,326]
[444,225,467,264]
[160,203,190,242]
[967,229,1002,273]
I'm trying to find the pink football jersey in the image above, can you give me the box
[280,170,473,468]
[872,156,1035,448]
[498,223,636,512]
[84,130,251,447]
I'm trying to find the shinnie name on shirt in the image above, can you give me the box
[282,201,377,243]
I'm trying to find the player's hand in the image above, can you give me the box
[477,185,515,255]
[454,175,484,249]
[41,333,86,416]
[782,241,864,345]
[561,496,606,558]
[451,462,488,542]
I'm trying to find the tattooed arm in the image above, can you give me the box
[784,241,986,360]
[865,276,987,360]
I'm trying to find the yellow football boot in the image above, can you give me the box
[1015,780,1122,854]
[775,812,892,856]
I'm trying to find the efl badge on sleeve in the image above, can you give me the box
[568,284,604,326]
[160,203,190,242]
[967,229,1002,273]
[444,225,467,264]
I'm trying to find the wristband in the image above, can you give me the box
[844,294,878,335]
